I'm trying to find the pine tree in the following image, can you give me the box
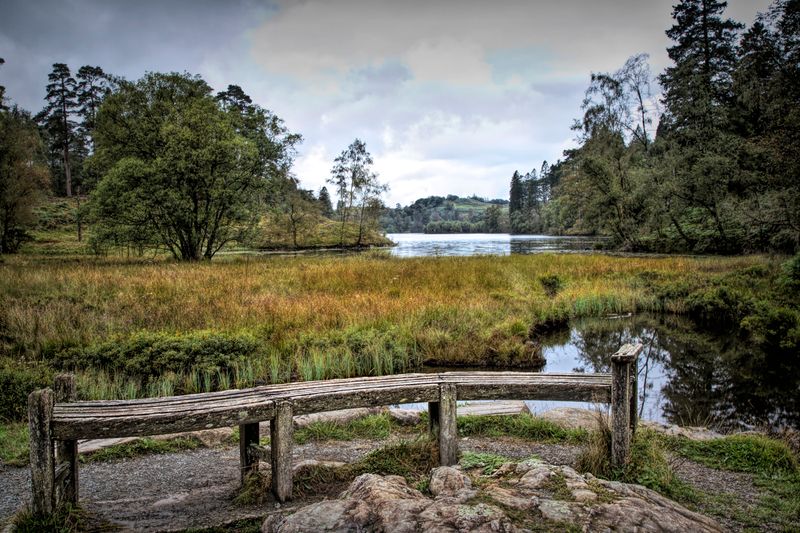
[76,66,114,150]
[659,0,743,139]
[318,186,334,218]
[0,58,6,111]
[37,63,79,196]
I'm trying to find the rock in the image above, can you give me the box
[265,461,724,533]
[458,401,530,417]
[293,407,385,429]
[292,459,346,474]
[429,466,476,502]
[640,421,724,441]
[537,407,607,431]
[388,408,422,426]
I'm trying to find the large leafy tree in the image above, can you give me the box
[0,106,50,253]
[90,73,294,260]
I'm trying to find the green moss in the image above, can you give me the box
[460,451,513,475]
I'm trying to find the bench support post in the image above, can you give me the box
[611,344,641,469]
[239,422,260,484]
[437,383,458,466]
[29,388,55,516]
[54,374,78,508]
[271,401,293,502]
[427,400,440,440]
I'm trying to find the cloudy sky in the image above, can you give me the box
[1,0,771,206]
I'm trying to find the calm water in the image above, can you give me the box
[415,314,798,430]
[387,233,604,257]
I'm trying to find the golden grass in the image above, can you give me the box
[0,252,772,402]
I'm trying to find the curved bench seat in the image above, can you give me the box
[29,343,641,515]
[51,372,612,440]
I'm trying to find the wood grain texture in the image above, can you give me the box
[53,374,78,508]
[271,401,293,503]
[28,388,55,515]
[438,383,458,466]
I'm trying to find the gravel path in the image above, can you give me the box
[0,436,762,532]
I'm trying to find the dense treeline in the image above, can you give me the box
[510,0,800,253]
[0,63,387,257]
[381,195,509,233]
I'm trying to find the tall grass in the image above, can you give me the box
[0,253,781,408]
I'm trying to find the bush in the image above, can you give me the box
[0,360,53,421]
[539,274,565,297]
[49,331,261,380]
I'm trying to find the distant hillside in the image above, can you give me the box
[381,195,509,233]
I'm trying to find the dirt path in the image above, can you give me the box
[0,437,762,532]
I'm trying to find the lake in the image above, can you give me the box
[387,233,605,257]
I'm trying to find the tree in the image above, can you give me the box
[37,63,79,197]
[328,139,386,246]
[216,84,301,196]
[659,0,744,138]
[656,1,745,251]
[0,58,6,111]
[0,106,50,253]
[90,73,286,261]
[75,66,115,155]
[318,186,334,218]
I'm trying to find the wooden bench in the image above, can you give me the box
[28,344,642,516]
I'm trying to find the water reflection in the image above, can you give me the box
[387,233,604,257]
[541,314,799,430]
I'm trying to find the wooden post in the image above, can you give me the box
[428,400,440,440]
[629,359,638,435]
[437,383,458,466]
[53,374,78,508]
[28,389,55,515]
[270,401,293,502]
[239,422,260,484]
[611,344,642,469]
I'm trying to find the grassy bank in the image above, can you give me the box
[0,252,797,420]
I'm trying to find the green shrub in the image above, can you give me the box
[539,274,565,297]
[0,360,53,421]
[49,331,261,381]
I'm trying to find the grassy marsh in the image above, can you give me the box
[1,252,795,420]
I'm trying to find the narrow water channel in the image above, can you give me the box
[419,313,798,431]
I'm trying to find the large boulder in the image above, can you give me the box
[263,460,723,532]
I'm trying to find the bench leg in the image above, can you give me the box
[428,400,440,440]
[54,374,78,507]
[271,401,293,502]
[611,359,631,469]
[239,422,260,484]
[29,389,55,515]
[438,383,458,466]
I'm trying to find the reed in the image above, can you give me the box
[0,252,789,411]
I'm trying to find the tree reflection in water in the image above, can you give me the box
[541,314,800,431]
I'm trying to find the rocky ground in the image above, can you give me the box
[0,407,778,532]
[265,463,723,532]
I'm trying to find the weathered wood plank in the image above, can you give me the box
[53,374,78,507]
[53,402,276,440]
[271,401,293,503]
[239,422,259,485]
[29,388,55,515]
[438,383,458,466]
